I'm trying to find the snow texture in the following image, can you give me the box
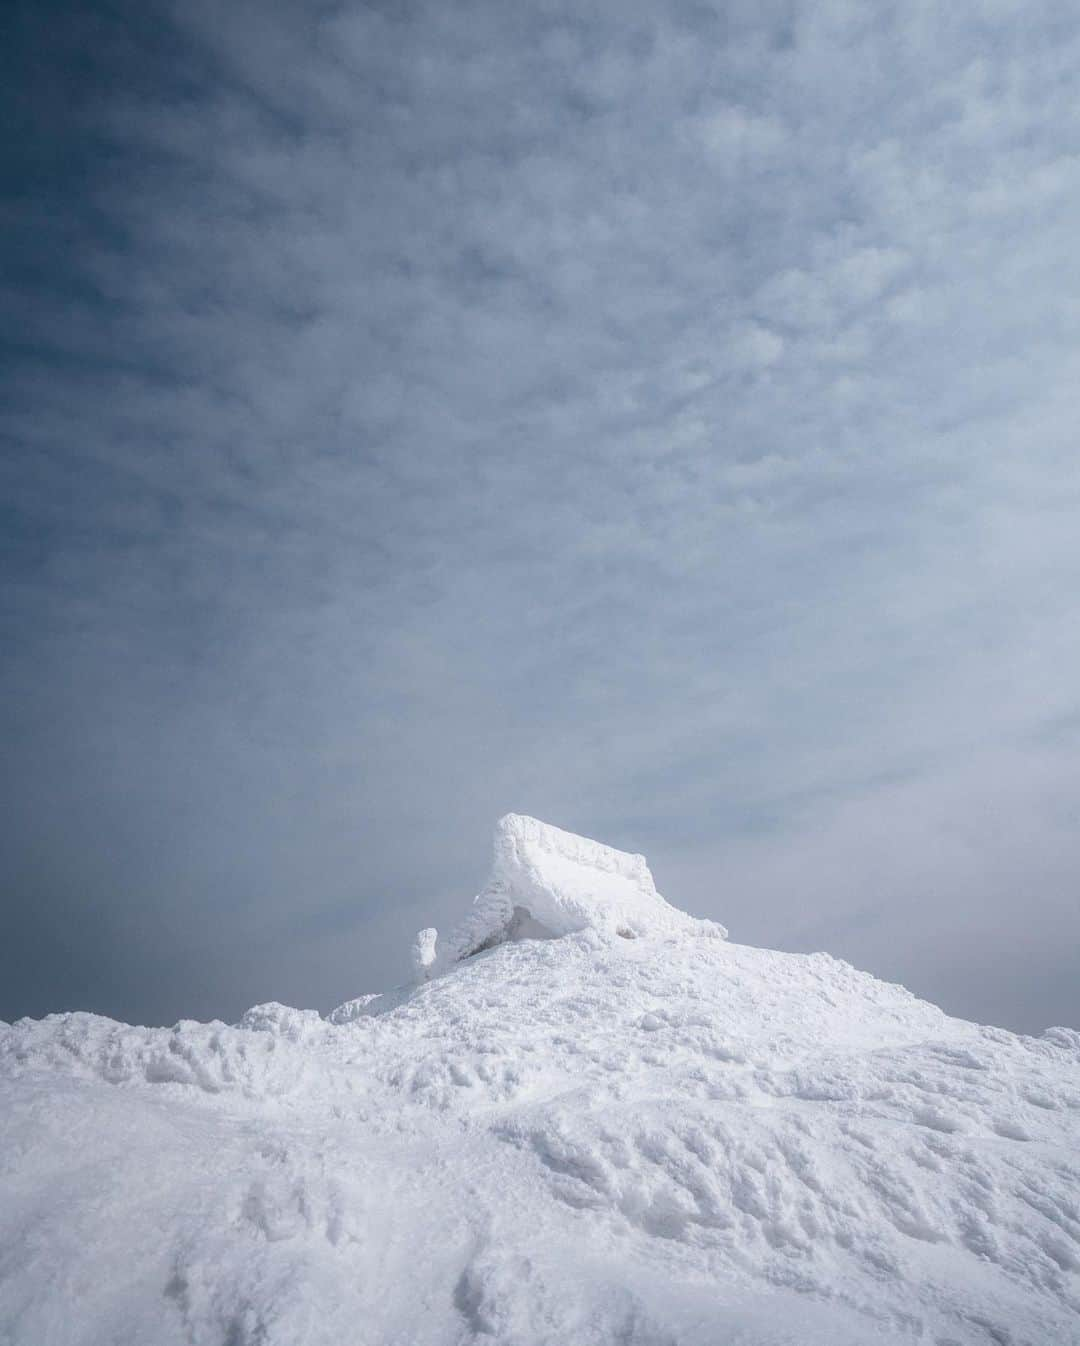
[2,817,1079,1345]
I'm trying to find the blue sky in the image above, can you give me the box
[4,0,1080,1030]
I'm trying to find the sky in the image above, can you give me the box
[3,0,1080,1033]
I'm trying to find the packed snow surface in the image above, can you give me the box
[2,817,1079,1345]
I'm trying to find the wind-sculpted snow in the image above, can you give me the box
[1,819,1079,1345]
[417,813,726,978]
[0,1004,333,1098]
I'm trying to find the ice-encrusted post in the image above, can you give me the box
[411,928,438,980]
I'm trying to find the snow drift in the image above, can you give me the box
[2,816,1079,1346]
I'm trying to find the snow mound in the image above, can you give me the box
[2,816,1079,1346]
[417,813,726,978]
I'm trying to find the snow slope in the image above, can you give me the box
[2,817,1079,1345]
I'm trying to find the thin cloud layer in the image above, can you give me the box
[3,1,1080,1030]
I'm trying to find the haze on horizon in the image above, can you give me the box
[3,0,1080,1034]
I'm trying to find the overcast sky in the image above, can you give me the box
[3,0,1079,1032]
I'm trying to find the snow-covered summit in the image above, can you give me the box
[414,813,726,978]
[2,818,1079,1345]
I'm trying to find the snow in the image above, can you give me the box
[2,817,1079,1345]
[421,813,726,977]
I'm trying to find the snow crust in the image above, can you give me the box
[2,817,1079,1346]
[418,813,726,977]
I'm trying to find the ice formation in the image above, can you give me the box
[2,816,1079,1346]
[416,812,726,978]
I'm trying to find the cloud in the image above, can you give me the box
[3,0,1080,1031]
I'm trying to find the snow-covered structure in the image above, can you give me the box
[414,813,726,978]
[2,816,1079,1345]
